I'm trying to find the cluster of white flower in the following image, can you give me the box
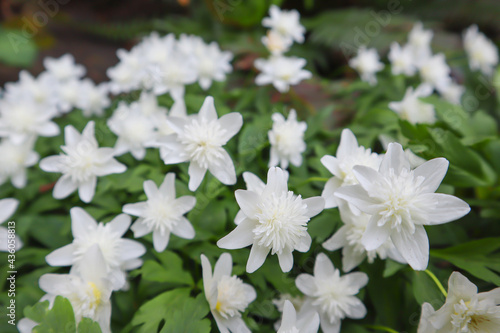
[255,5,312,92]
[107,32,233,100]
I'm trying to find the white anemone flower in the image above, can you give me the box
[123,173,196,252]
[262,30,293,55]
[322,202,405,272]
[262,5,305,43]
[335,143,471,270]
[149,53,197,100]
[463,25,499,77]
[389,84,436,124]
[39,121,126,203]
[296,253,368,333]
[107,102,158,160]
[277,300,320,333]
[57,78,82,114]
[408,22,433,68]
[217,167,324,273]
[268,109,307,169]
[4,71,59,110]
[43,54,86,82]
[0,98,59,144]
[0,198,22,252]
[195,41,233,90]
[255,55,312,93]
[419,271,500,332]
[321,129,382,209]
[419,53,452,91]
[201,253,256,333]
[0,137,39,188]
[77,79,111,117]
[40,244,113,333]
[388,42,417,76]
[348,46,384,85]
[436,82,465,105]
[45,207,146,290]
[157,96,242,191]
[106,47,145,94]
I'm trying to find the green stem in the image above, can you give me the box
[425,269,448,297]
[364,324,399,333]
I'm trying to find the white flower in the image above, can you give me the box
[39,121,126,203]
[321,129,382,209]
[348,46,384,85]
[0,98,59,144]
[463,25,499,76]
[379,135,426,169]
[335,143,471,270]
[262,5,305,44]
[57,79,82,114]
[277,300,320,333]
[40,244,113,333]
[201,253,256,333]
[217,167,324,273]
[322,202,405,272]
[296,253,368,333]
[269,109,307,169]
[157,96,242,191]
[106,47,145,94]
[4,71,59,110]
[77,79,111,117]
[419,271,500,333]
[388,42,417,76]
[436,82,465,105]
[389,85,436,124]
[45,207,146,290]
[107,102,157,160]
[262,30,293,55]
[234,171,274,225]
[192,40,233,90]
[149,53,197,100]
[43,54,86,82]
[255,55,312,93]
[0,137,39,188]
[0,198,22,252]
[408,22,433,68]
[419,53,452,90]
[123,173,196,252]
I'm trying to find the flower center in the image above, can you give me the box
[451,299,500,332]
[215,275,250,319]
[69,281,103,320]
[73,224,121,269]
[312,273,356,323]
[272,122,305,157]
[143,197,180,234]
[253,191,309,254]
[61,140,99,183]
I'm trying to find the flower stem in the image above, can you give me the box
[424,269,448,297]
[364,324,399,333]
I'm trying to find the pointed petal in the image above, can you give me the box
[93,159,126,176]
[334,185,380,215]
[322,225,349,251]
[130,218,152,238]
[208,150,236,185]
[218,113,243,143]
[391,224,429,271]
[246,244,269,273]
[361,215,392,251]
[352,165,387,194]
[0,198,18,224]
[78,177,97,203]
[342,246,366,272]
[119,238,146,260]
[108,213,131,236]
[200,254,213,298]
[303,197,324,218]
[198,96,217,122]
[343,271,369,290]
[79,244,108,282]
[279,300,297,331]
[344,297,367,319]
[235,189,260,218]
[213,252,233,281]
[278,250,294,272]
[262,167,288,197]
[153,230,170,252]
[414,158,449,193]
[295,274,317,296]
[64,125,81,147]
[39,156,63,173]
[159,173,176,198]
[242,172,265,194]
[188,162,207,191]
[171,216,195,239]
[295,233,312,252]
[70,207,97,237]
[337,129,359,160]
[234,210,246,225]
[143,180,159,199]
[321,155,342,178]
[418,193,470,225]
[123,202,147,217]
[45,244,76,266]
[379,142,411,175]
[53,176,78,199]
[217,218,256,249]
[322,177,343,209]
[314,253,336,279]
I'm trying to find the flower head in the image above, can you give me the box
[262,5,305,44]
[77,79,111,117]
[277,300,320,333]
[43,54,86,82]
[201,253,256,333]
[255,55,312,93]
[463,25,498,76]
[348,46,384,85]
[157,96,242,191]
[389,84,436,124]
[408,22,433,67]
[39,121,126,203]
[262,30,293,55]
[335,143,471,270]
[0,137,39,188]
[218,167,324,273]
[419,271,500,332]
[436,82,465,106]
[388,42,417,76]
[296,253,368,333]
[269,109,307,169]
[45,207,146,290]
[123,173,196,252]
[419,53,451,90]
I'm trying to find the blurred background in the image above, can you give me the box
[0,0,499,86]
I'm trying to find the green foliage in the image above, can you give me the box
[0,28,37,67]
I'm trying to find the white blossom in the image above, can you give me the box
[0,137,39,188]
[296,253,368,333]
[408,22,433,68]
[255,55,312,93]
[269,109,307,169]
[234,171,269,225]
[218,167,324,273]
[436,82,465,105]
[277,300,320,333]
[348,46,384,85]
[335,143,471,270]
[419,53,452,91]
[388,42,417,76]
[43,54,86,82]
[463,25,499,76]
[389,85,436,124]
[262,5,305,44]
[45,207,146,290]
[262,30,293,55]
[123,173,196,252]
[201,253,256,333]
[77,79,111,117]
[39,121,126,203]
[0,198,22,252]
[156,96,242,191]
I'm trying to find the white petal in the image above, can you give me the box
[322,225,349,251]
[295,274,317,296]
[208,150,236,185]
[314,253,336,279]
[78,177,97,203]
[70,207,97,237]
[217,218,256,249]
[143,180,159,199]
[344,297,367,319]
[218,113,243,143]
[343,271,369,290]
[361,216,392,251]
[0,198,18,224]
[295,233,312,252]
[93,160,126,176]
[447,271,477,301]
[322,177,343,209]
[171,216,195,239]
[279,300,297,331]
[45,244,76,266]
[391,224,429,271]
[37,122,60,137]
[198,96,217,122]
[414,158,449,193]
[108,214,131,236]
[130,218,151,238]
[303,197,325,218]
[352,165,387,194]
[213,252,233,281]
[243,172,265,194]
[234,210,246,225]
[39,274,76,295]
[379,142,410,175]
[53,176,78,199]
[278,250,294,272]
[246,244,269,273]
[188,162,207,191]
[321,155,341,178]
[335,185,380,215]
[342,246,367,272]
[123,202,147,217]
[319,314,341,333]
[200,254,213,301]
[234,190,260,218]
[39,155,63,173]
[297,312,320,333]
[159,173,176,198]
[165,117,188,134]
[262,167,288,197]
[418,193,470,225]
[337,129,359,160]
[119,239,146,260]
[224,316,251,333]
[79,243,108,282]
[153,230,170,252]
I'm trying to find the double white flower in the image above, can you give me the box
[158,96,242,191]
[335,142,470,270]
[218,167,324,273]
[389,84,436,124]
[262,5,305,44]
[269,109,307,169]
[348,46,384,85]
[463,25,498,77]
[0,137,39,188]
[201,253,256,333]
[255,56,312,93]
[123,173,196,252]
[40,121,126,203]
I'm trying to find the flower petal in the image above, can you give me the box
[70,207,97,238]
[314,253,336,280]
[278,250,294,272]
[335,185,380,215]
[171,216,195,239]
[322,225,349,251]
[130,218,151,238]
[361,216,392,251]
[188,162,207,191]
[418,193,470,225]
[217,218,256,250]
[379,142,411,175]
[246,244,269,273]
[279,300,297,331]
[208,150,236,185]
[0,198,18,224]
[242,172,266,194]
[322,177,343,209]
[262,167,288,197]
[343,297,367,319]
[295,233,312,253]
[391,224,429,271]
[342,246,366,272]
[343,272,369,290]
[123,202,147,217]
[234,189,260,218]
[414,158,449,193]
[53,176,78,199]
[303,197,325,218]
[159,173,176,198]
[295,273,316,296]
[119,238,146,260]
[45,244,76,266]
[213,252,233,281]
[78,177,97,203]
[39,156,63,173]
[337,129,359,160]
[143,180,159,199]
[218,113,243,143]
[175,196,197,215]
[198,96,217,122]
[152,230,170,252]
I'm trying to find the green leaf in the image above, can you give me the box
[410,271,445,306]
[33,296,76,333]
[383,260,406,278]
[159,294,211,333]
[24,300,50,323]
[430,238,500,286]
[77,318,103,333]
[139,251,194,287]
[0,28,37,67]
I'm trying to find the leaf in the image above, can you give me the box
[383,260,406,278]
[160,294,211,333]
[77,318,103,333]
[33,296,76,333]
[0,28,37,67]
[24,300,50,323]
[410,271,445,306]
[430,238,500,286]
[139,251,194,287]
